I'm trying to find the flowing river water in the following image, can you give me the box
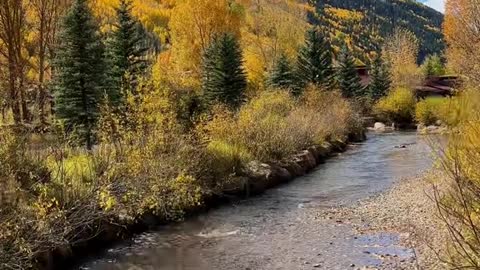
[76,132,437,270]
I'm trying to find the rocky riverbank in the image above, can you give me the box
[316,172,449,269]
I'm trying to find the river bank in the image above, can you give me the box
[318,172,448,269]
[75,132,436,270]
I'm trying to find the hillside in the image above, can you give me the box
[91,0,444,66]
[311,0,445,62]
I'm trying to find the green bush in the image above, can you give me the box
[415,96,468,127]
[415,97,446,125]
[373,87,416,124]
[207,139,253,176]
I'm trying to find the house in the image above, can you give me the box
[355,66,458,98]
[414,75,458,98]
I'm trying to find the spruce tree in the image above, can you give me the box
[368,55,392,101]
[54,0,107,149]
[421,54,445,77]
[268,53,296,92]
[297,27,335,90]
[337,44,365,98]
[202,33,247,109]
[107,0,149,105]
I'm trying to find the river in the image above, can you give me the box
[76,132,437,270]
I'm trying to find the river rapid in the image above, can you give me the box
[76,132,437,270]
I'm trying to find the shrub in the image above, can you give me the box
[202,91,299,163]
[95,79,206,220]
[206,139,253,179]
[434,89,480,268]
[0,128,102,270]
[373,87,416,124]
[415,94,471,127]
[237,90,300,161]
[202,87,359,167]
[415,97,446,125]
[299,86,360,141]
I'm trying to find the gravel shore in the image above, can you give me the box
[317,172,449,269]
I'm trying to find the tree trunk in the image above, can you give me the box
[8,48,21,124]
[38,8,47,125]
[19,75,29,123]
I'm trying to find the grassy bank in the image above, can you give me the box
[0,86,363,269]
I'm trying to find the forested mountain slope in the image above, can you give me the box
[92,0,444,64]
[311,0,445,62]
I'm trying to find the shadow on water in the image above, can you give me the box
[76,132,438,270]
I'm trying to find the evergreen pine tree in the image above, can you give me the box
[107,0,149,104]
[54,0,107,149]
[368,55,392,101]
[421,54,445,77]
[202,33,247,109]
[337,44,365,98]
[268,53,296,92]
[297,27,335,90]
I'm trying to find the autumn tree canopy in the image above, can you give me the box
[169,0,244,73]
[382,29,423,89]
[445,0,480,84]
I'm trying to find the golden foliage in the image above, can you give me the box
[241,0,308,88]
[435,89,480,268]
[169,0,245,73]
[325,7,364,22]
[445,0,480,84]
[92,0,171,39]
[201,87,359,165]
[374,87,416,123]
[382,29,424,89]
[415,96,464,126]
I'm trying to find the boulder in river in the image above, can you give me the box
[368,122,396,133]
[374,122,386,131]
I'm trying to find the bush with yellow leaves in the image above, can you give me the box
[95,79,204,221]
[373,87,416,124]
[0,80,206,269]
[434,89,480,268]
[200,86,360,181]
